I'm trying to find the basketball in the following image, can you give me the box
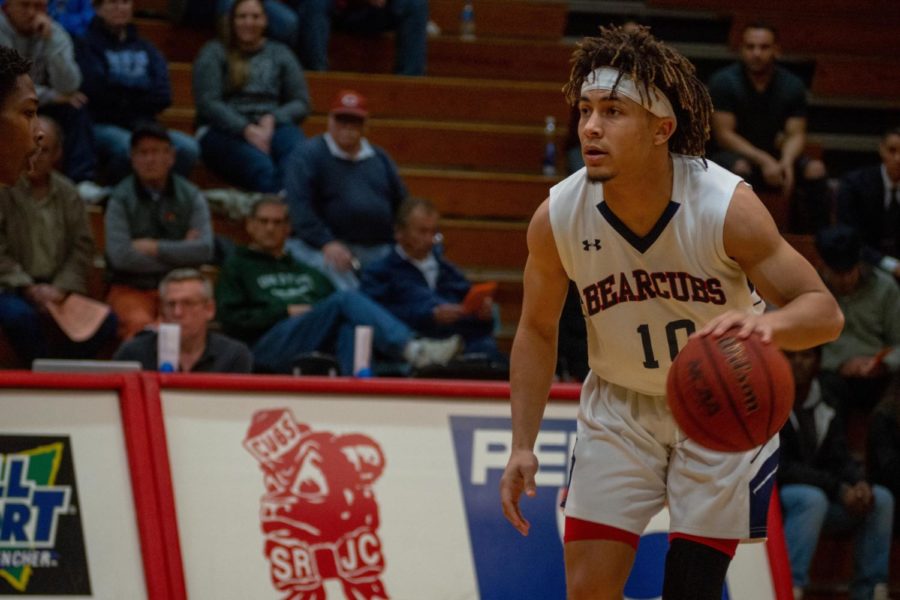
[666,330,794,452]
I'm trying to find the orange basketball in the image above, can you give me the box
[666,330,794,452]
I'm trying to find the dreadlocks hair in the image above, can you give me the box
[0,46,32,110]
[562,25,713,158]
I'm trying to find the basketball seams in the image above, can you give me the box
[667,371,733,450]
[751,341,793,443]
[745,339,776,446]
[697,334,756,450]
[668,331,794,453]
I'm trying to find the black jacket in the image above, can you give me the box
[837,164,894,266]
[777,381,864,501]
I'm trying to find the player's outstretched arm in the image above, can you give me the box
[699,183,843,349]
[500,199,569,536]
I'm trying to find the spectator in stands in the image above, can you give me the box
[193,0,309,192]
[285,89,405,289]
[0,0,96,182]
[837,126,900,279]
[104,121,213,339]
[293,0,428,76]
[0,0,94,37]
[215,196,462,374]
[563,103,582,175]
[360,197,506,364]
[76,0,199,183]
[778,346,894,600]
[868,383,900,537]
[0,45,43,188]
[815,224,900,416]
[213,0,298,58]
[114,267,252,372]
[708,22,829,233]
[49,0,92,37]
[0,116,116,364]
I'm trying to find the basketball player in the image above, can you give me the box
[0,46,42,187]
[499,26,843,599]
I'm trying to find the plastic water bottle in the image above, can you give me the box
[542,115,558,176]
[157,323,180,372]
[459,1,476,41]
[353,325,374,378]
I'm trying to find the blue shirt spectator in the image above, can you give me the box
[284,89,405,289]
[0,0,93,37]
[77,0,199,182]
[360,197,506,364]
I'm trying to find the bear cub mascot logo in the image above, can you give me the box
[244,409,388,600]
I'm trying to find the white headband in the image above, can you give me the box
[581,67,676,123]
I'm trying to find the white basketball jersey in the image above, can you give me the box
[549,154,764,396]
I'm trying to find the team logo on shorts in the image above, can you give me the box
[244,409,388,600]
[0,435,91,595]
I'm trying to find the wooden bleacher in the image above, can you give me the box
[63,0,576,359]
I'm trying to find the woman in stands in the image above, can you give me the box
[193,0,310,192]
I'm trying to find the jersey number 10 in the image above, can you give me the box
[637,319,695,369]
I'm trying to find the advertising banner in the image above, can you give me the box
[0,385,147,599]
[156,377,789,600]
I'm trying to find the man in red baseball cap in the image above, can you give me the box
[283,89,408,290]
[330,89,369,119]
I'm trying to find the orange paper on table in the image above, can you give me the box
[461,282,497,314]
[46,293,112,342]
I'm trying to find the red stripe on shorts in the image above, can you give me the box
[669,532,738,558]
[564,517,639,549]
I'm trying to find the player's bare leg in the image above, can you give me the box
[565,539,636,600]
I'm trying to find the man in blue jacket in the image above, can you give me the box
[216,196,463,374]
[360,197,506,364]
[76,0,198,182]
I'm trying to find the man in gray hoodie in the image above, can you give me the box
[0,0,95,181]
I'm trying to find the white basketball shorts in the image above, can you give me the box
[563,373,779,541]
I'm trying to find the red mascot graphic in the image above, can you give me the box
[244,409,389,600]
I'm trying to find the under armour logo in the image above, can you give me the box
[582,239,602,251]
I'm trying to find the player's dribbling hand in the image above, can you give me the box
[695,310,773,343]
[500,449,538,536]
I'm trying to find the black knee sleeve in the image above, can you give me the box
[662,538,732,600]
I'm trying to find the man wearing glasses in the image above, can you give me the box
[113,267,252,372]
[216,196,462,374]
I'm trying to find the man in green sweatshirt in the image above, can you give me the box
[216,196,462,374]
